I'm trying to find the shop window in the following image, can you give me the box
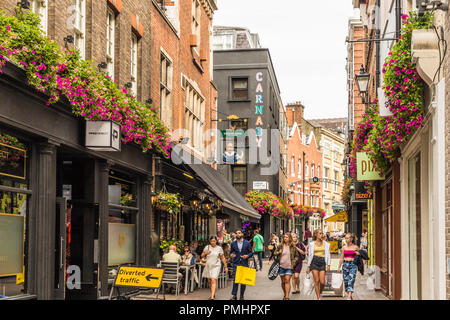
[232,166,247,197]
[108,170,137,268]
[192,211,209,242]
[231,78,248,101]
[0,132,29,298]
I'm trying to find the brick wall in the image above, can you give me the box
[0,0,153,102]
[150,0,217,161]
[444,9,450,301]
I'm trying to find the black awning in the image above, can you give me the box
[183,162,260,221]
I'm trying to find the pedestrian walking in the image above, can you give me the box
[252,230,265,271]
[337,233,360,300]
[230,230,253,300]
[274,233,299,300]
[268,233,278,261]
[291,233,306,295]
[304,228,312,245]
[201,236,228,300]
[306,229,331,300]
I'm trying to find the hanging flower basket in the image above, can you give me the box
[154,191,182,215]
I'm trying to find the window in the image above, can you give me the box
[334,170,339,192]
[74,0,86,59]
[31,0,48,34]
[318,166,321,179]
[298,159,302,178]
[231,78,248,101]
[108,170,137,267]
[106,8,116,78]
[324,167,329,190]
[323,141,331,158]
[185,82,204,151]
[161,53,173,129]
[0,132,29,297]
[232,166,247,197]
[305,162,309,179]
[311,164,315,178]
[311,194,315,207]
[334,150,339,161]
[192,0,201,50]
[130,33,138,97]
[213,34,234,50]
[291,156,295,177]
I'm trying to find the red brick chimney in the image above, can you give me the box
[286,101,304,129]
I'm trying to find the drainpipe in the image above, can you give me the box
[395,0,402,39]
[376,0,381,90]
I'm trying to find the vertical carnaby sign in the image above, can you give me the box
[255,71,264,149]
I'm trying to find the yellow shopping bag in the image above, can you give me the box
[234,266,256,286]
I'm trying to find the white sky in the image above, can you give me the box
[214,0,355,120]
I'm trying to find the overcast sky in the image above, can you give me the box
[214,0,355,120]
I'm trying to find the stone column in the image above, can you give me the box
[35,141,58,300]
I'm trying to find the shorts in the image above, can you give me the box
[279,267,294,276]
[309,256,326,271]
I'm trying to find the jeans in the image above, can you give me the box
[342,261,357,292]
[255,251,263,270]
[231,265,246,297]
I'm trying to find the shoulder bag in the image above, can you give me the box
[267,257,280,281]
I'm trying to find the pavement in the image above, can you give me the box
[133,258,388,301]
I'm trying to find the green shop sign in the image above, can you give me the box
[221,129,246,138]
[357,152,385,181]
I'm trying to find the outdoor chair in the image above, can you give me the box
[160,261,182,296]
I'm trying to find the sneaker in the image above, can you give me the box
[230,295,237,300]
[345,297,351,300]
[239,296,245,300]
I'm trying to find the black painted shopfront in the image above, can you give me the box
[0,62,154,300]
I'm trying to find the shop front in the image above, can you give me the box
[0,62,155,300]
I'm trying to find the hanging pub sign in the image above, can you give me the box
[355,181,373,200]
[85,121,121,152]
[356,152,385,181]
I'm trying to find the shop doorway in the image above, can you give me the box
[56,157,100,300]
[380,180,393,297]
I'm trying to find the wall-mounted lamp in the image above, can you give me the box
[17,0,30,9]
[124,82,133,89]
[145,99,153,105]
[98,62,108,69]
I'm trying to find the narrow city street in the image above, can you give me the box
[1,0,450,304]
[133,257,387,301]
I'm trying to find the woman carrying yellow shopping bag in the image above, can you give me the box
[229,230,254,300]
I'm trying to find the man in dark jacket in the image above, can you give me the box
[230,229,253,300]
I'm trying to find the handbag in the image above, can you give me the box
[331,273,343,289]
[235,266,256,286]
[303,273,314,296]
[267,259,280,280]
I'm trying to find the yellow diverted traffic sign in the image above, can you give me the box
[114,266,164,289]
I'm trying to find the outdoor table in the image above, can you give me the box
[196,262,205,288]
[179,264,195,294]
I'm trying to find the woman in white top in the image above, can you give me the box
[202,236,228,300]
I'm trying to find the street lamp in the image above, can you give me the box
[355,65,370,104]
